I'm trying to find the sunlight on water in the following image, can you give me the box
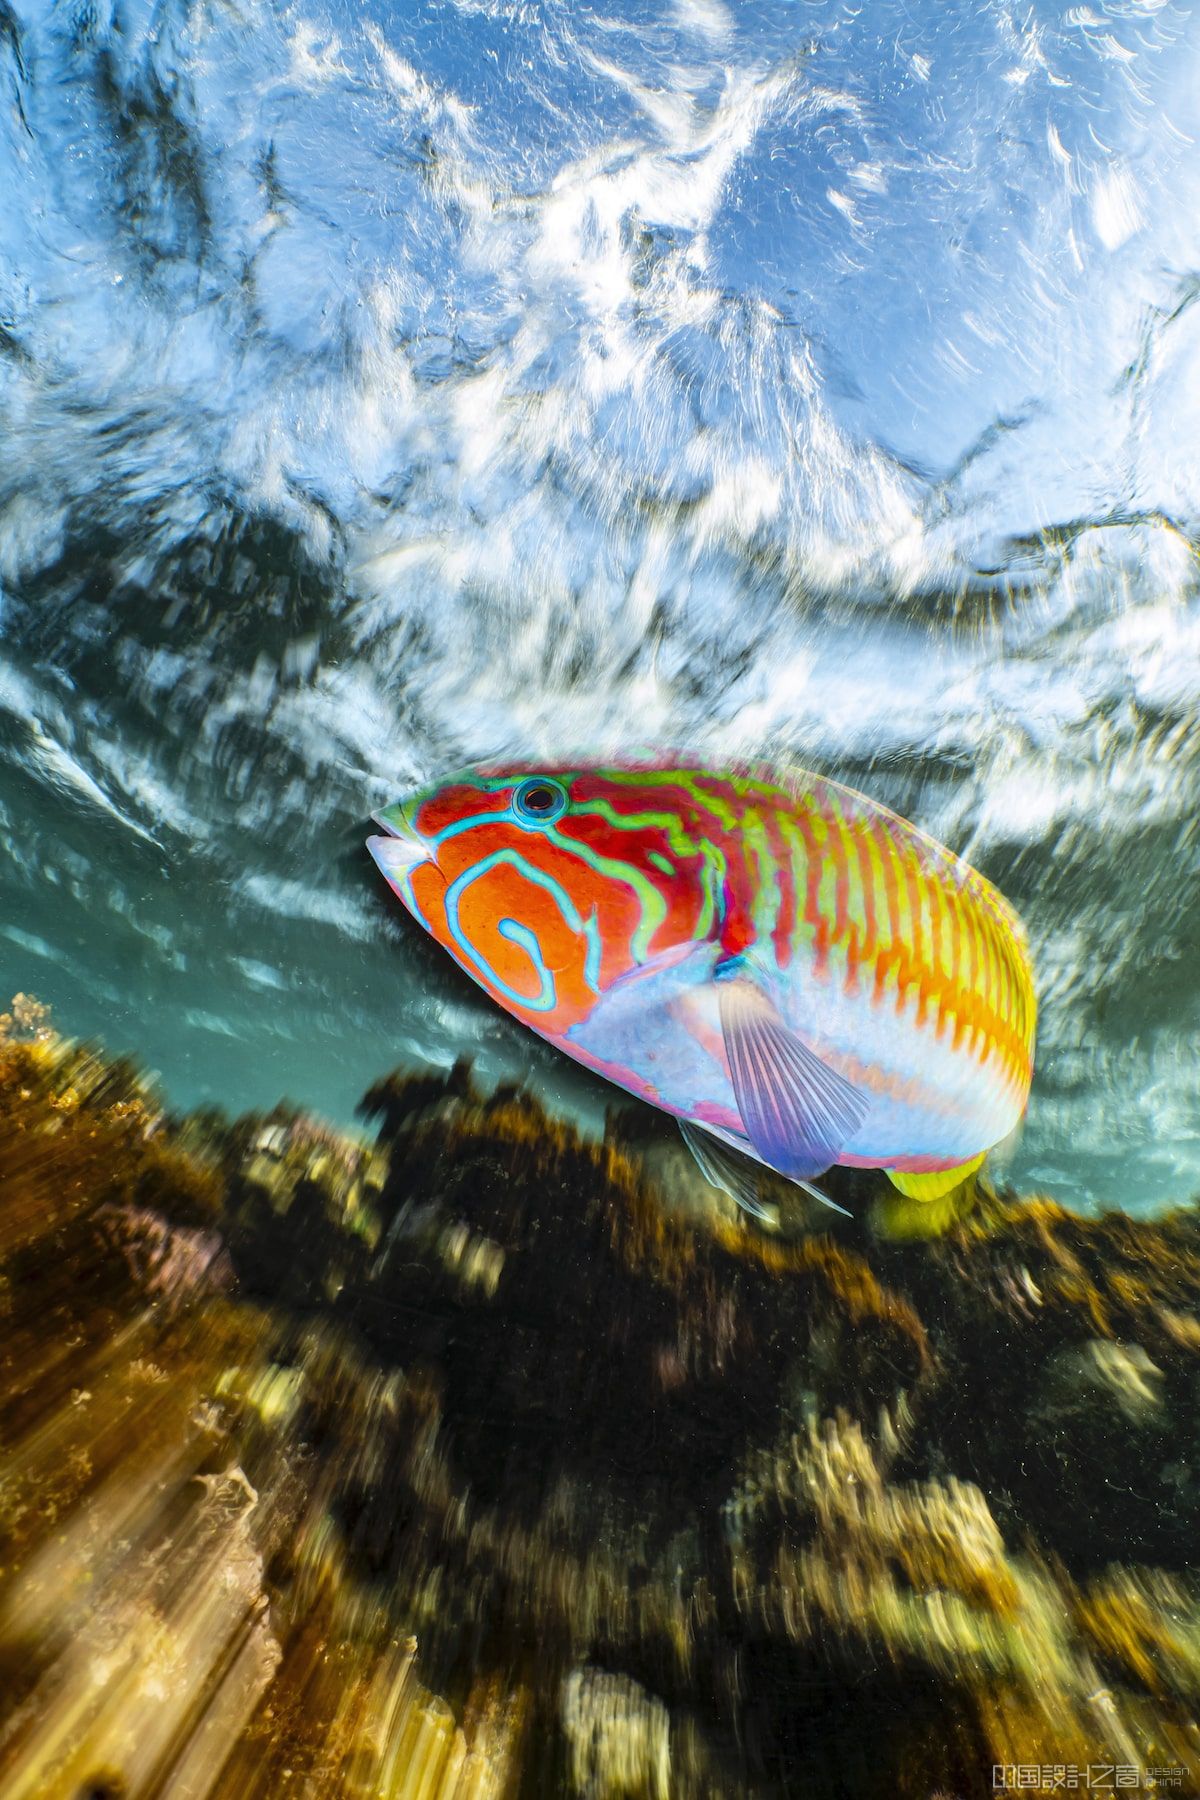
[1,0,1198,1208]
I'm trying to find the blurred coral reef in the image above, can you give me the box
[2,998,1200,1798]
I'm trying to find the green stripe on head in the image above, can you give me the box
[544,825,668,963]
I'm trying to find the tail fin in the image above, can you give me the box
[885,1151,986,1201]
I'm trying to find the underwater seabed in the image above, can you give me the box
[2,995,1200,1800]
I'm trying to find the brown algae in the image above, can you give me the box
[1,1000,1200,1796]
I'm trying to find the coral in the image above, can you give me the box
[0,992,53,1043]
[3,1008,1200,1797]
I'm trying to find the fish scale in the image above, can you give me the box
[593,771,1030,1089]
[368,762,1037,1210]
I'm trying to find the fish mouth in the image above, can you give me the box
[366,804,432,878]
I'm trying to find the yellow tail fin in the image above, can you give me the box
[886,1152,986,1201]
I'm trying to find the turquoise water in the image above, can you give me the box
[1,0,1199,1209]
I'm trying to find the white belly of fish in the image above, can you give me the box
[562,947,1021,1171]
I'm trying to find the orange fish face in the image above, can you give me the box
[366,766,715,1036]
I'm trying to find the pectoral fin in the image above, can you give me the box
[716,972,870,1182]
[885,1152,986,1201]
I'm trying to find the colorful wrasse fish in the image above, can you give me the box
[367,764,1036,1219]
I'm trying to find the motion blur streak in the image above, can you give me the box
[1,0,1199,1207]
[4,1007,1200,1794]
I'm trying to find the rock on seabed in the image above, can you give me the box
[2,999,1200,1799]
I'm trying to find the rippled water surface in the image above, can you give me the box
[2,0,1199,1208]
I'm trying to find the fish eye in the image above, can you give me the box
[512,778,568,824]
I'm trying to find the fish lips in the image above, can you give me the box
[366,806,435,885]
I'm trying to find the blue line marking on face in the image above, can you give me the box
[496,919,556,1008]
[431,808,512,847]
[431,798,570,851]
[399,867,430,930]
[583,912,604,993]
[441,847,601,1011]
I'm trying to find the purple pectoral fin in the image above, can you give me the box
[717,976,870,1181]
